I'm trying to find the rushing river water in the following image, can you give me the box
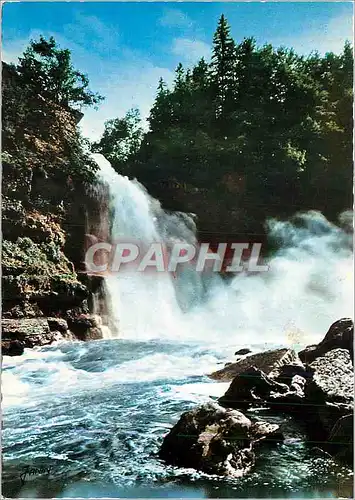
[2,339,353,498]
[2,155,353,498]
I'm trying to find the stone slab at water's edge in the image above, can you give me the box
[209,348,298,382]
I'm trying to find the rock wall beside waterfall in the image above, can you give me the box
[1,61,107,352]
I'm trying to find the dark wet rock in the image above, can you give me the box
[267,374,307,413]
[67,314,104,341]
[274,361,310,385]
[2,301,44,319]
[328,414,354,464]
[209,348,298,382]
[47,317,69,334]
[235,348,252,356]
[1,339,25,356]
[159,402,283,477]
[219,367,289,409]
[1,318,70,348]
[299,318,353,364]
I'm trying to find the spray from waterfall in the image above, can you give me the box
[90,153,353,347]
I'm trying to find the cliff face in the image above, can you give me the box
[1,61,105,347]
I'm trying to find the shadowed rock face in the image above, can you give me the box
[159,402,283,477]
[1,340,25,356]
[218,366,289,409]
[209,348,298,382]
[299,318,354,364]
[67,314,104,341]
[328,414,354,463]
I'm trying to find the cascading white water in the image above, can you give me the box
[2,154,353,499]
[93,153,353,346]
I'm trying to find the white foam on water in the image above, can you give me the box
[93,153,353,346]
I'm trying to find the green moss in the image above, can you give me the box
[2,237,86,301]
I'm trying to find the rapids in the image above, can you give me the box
[2,154,353,498]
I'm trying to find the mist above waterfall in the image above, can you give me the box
[92,153,353,347]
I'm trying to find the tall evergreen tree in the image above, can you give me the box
[211,14,237,122]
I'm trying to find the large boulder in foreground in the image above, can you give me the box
[304,348,354,437]
[209,348,298,382]
[299,318,353,364]
[159,402,283,477]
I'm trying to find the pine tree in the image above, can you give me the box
[148,77,171,133]
[211,14,237,120]
[192,58,209,90]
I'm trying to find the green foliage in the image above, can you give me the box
[92,108,143,172]
[2,36,104,210]
[17,36,104,109]
[2,237,86,300]
[122,15,352,223]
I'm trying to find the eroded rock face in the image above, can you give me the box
[47,317,69,334]
[1,318,74,355]
[209,349,298,382]
[303,348,354,438]
[299,318,353,364]
[2,318,67,348]
[159,402,283,477]
[1,313,105,356]
[67,314,104,341]
[306,348,353,405]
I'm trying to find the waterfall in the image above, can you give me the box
[91,153,353,346]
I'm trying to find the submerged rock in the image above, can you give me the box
[159,402,283,477]
[299,318,353,364]
[209,348,298,382]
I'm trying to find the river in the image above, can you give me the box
[2,154,353,498]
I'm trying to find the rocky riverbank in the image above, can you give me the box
[1,314,106,356]
[1,61,111,355]
[159,318,354,476]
